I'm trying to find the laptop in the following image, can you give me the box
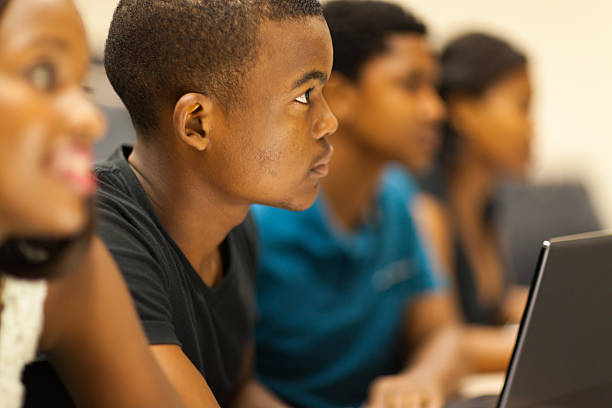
[447,231,612,408]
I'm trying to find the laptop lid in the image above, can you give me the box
[498,231,612,407]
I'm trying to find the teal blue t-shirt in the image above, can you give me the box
[252,171,441,408]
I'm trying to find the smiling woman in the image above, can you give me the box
[0,0,184,407]
[0,0,100,399]
[0,0,102,281]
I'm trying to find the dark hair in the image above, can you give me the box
[323,0,427,82]
[104,0,323,133]
[0,0,92,280]
[0,213,94,281]
[440,32,527,100]
[438,32,528,168]
[0,232,93,280]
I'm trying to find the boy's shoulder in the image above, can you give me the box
[94,145,137,200]
[380,166,419,206]
[93,145,159,238]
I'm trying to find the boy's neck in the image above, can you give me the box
[128,138,250,285]
[321,129,386,232]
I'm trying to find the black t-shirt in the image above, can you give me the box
[418,166,505,325]
[23,145,257,407]
[95,146,257,405]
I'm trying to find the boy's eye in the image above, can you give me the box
[296,88,313,104]
[26,63,57,91]
[402,79,420,92]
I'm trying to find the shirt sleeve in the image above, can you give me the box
[384,168,449,294]
[96,197,181,347]
[412,226,448,292]
[404,187,449,292]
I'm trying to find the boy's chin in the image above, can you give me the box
[259,186,320,213]
[397,155,435,176]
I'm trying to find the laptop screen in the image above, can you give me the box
[498,232,612,408]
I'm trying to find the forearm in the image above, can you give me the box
[232,380,290,408]
[46,239,185,408]
[405,324,466,395]
[462,325,517,373]
[150,345,220,408]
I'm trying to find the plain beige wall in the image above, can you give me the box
[401,0,612,227]
[73,0,116,58]
[74,0,612,226]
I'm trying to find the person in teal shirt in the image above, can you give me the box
[253,171,442,408]
[253,2,481,407]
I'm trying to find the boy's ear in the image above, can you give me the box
[173,93,215,152]
[323,72,358,125]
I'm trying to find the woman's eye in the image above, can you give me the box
[296,88,313,104]
[27,63,56,91]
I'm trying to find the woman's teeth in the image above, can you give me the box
[50,145,96,196]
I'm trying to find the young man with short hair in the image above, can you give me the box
[253,2,472,407]
[93,1,337,407]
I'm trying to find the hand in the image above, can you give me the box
[502,286,529,324]
[367,371,444,408]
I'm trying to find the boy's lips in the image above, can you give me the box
[419,126,441,149]
[49,143,97,196]
[310,145,334,178]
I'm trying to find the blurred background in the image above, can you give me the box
[74,0,611,280]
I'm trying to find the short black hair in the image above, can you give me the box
[323,0,427,82]
[105,0,323,133]
[440,32,527,100]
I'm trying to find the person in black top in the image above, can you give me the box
[94,1,337,407]
[416,32,533,370]
[95,146,258,406]
[419,32,532,326]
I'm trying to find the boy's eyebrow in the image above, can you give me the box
[292,71,328,90]
[31,37,69,51]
